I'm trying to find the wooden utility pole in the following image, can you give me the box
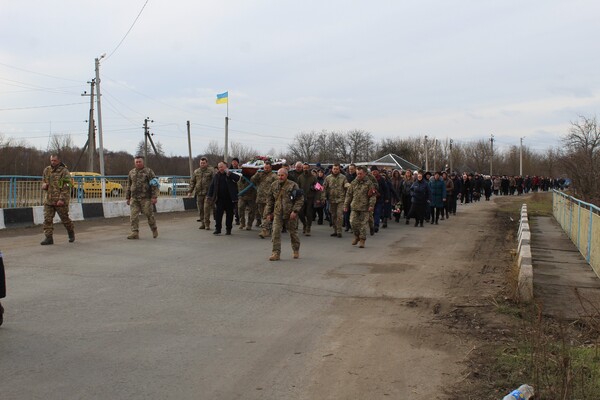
[187,120,193,177]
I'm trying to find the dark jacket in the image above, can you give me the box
[208,171,240,203]
[410,179,431,205]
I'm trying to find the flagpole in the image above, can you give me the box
[224,90,229,163]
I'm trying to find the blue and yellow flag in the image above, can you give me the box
[216,91,228,104]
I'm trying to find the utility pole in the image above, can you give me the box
[144,117,153,161]
[449,138,453,173]
[520,137,524,176]
[187,120,193,177]
[433,138,438,171]
[81,79,96,172]
[424,135,429,171]
[95,53,106,201]
[490,133,494,176]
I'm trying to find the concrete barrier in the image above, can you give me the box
[156,198,185,213]
[32,204,84,225]
[516,203,533,302]
[0,198,194,230]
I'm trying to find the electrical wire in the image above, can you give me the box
[0,102,87,112]
[0,61,82,83]
[104,0,150,61]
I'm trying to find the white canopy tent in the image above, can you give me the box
[355,154,420,171]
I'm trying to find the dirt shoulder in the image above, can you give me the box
[304,197,518,399]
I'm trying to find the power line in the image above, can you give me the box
[0,61,82,83]
[105,0,150,61]
[0,102,87,111]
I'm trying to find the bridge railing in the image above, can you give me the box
[0,175,191,208]
[553,190,600,278]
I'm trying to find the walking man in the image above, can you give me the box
[40,154,74,245]
[188,157,214,230]
[264,168,304,261]
[207,162,240,235]
[251,161,277,238]
[324,163,348,238]
[126,156,159,239]
[344,166,375,248]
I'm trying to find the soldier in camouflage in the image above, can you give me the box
[188,157,214,230]
[126,156,159,239]
[40,154,75,245]
[344,166,376,248]
[324,163,348,238]
[251,161,277,238]
[237,174,257,230]
[265,168,304,261]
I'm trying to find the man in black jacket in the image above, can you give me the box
[207,162,240,235]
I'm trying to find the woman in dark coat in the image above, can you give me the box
[409,172,431,227]
[428,172,447,224]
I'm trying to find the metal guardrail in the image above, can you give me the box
[553,190,600,278]
[0,175,191,208]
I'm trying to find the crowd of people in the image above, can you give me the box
[38,154,562,261]
[187,158,563,261]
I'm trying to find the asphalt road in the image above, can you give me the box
[1,212,430,399]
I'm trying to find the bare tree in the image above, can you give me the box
[287,131,320,162]
[345,129,374,162]
[229,141,259,163]
[560,115,600,202]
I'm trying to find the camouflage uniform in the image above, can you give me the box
[251,170,277,234]
[189,166,214,228]
[344,176,376,243]
[42,163,74,239]
[126,167,159,234]
[324,172,348,236]
[265,179,304,258]
[366,172,379,233]
[297,171,318,234]
[237,175,257,230]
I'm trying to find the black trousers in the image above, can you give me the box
[215,200,235,232]
[1,251,6,298]
[409,202,426,223]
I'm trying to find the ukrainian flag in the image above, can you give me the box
[216,91,228,104]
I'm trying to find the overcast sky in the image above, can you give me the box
[2,0,600,158]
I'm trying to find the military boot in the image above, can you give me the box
[127,231,139,240]
[68,230,75,243]
[293,250,300,259]
[359,239,366,248]
[152,227,158,238]
[246,225,252,231]
[239,224,246,230]
[205,224,211,230]
[199,223,206,230]
[269,252,280,261]
[259,229,270,239]
[351,236,359,246]
[304,226,311,237]
[40,236,54,245]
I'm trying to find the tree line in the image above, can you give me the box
[1,116,599,203]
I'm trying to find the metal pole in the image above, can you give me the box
[95,54,106,201]
[520,137,524,176]
[424,135,429,171]
[224,116,229,162]
[449,139,453,173]
[490,134,494,176]
[187,120,193,177]
[144,118,149,161]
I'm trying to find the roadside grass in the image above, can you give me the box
[496,191,553,217]
[490,305,600,399]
